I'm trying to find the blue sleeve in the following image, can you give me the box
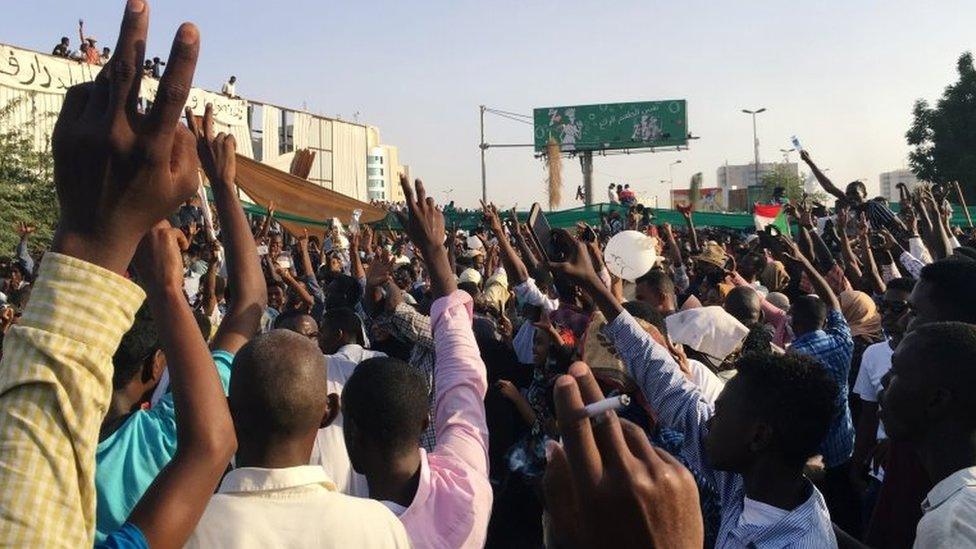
[211,350,235,394]
[16,239,33,276]
[825,310,853,349]
[603,312,727,488]
[96,522,148,549]
[301,275,326,320]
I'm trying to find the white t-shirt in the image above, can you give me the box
[309,345,387,497]
[854,340,895,480]
[688,358,725,407]
[854,341,895,439]
[854,340,894,403]
[222,81,236,96]
[738,496,790,528]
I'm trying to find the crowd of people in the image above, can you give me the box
[5,2,976,548]
[51,19,111,64]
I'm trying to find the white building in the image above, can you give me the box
[367,147,390,201]
[717,162,798,191]
[0,42,403,204]
[879,169,922,201]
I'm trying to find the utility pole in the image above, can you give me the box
[580,151,593,206]
[479,105,487,204]
[742,108,766,186]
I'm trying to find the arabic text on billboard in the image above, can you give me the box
[533,100,687,153]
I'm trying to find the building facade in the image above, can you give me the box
[879,169,922,201]
[0,42,403,205]
[716,162,799,192]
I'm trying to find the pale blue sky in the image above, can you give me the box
[4,0,975,208]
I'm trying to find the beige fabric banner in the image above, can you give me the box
[234,154,386,236]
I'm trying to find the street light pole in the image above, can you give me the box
[668,160,682,209]
[479,105,487,204]
[742,108,766,186]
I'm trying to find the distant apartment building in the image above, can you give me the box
[879,169,922,201]
[366,144,406,202]
[716,162,799,193]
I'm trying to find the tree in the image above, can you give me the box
[759,164,825,204]
[0,96,58,255]
[907,51,976,203]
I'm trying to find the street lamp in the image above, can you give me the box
[742,108,766,186]
[668,160,682,209]
[779,148,794,163]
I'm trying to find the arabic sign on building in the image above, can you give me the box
[533,100,688,153]
[0,43,247,127]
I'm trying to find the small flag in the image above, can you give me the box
[754,203,791,236]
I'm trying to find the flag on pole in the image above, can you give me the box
[754,203,791,236]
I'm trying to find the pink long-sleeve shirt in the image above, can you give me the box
[398,290,492,549]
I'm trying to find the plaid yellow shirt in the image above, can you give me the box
[0,253,145,548]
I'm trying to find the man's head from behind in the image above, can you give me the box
[909,260,976,331]
[112,305,165,405]
[634,268,676,316]
[881,322,976,446]
[724,286,762,327]
[229,330,338,466]
[705,352,838,472]
[790,295,827,336]
[318,307,365,355]
[342,357,429,474]
[325,274,362,310]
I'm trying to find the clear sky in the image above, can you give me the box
[4,0,976,208]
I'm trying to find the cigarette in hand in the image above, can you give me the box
[583,394,631,418]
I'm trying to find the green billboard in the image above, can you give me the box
[533,100,688,153]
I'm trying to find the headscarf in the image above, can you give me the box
[759,260,791,293]
[839,290,882,338]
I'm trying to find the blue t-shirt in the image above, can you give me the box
[94,350,234,544]
[97,522,147,549]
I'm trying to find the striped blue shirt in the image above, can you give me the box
[604,311,838,548]
[788,310,854,468]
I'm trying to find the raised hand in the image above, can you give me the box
[544,362,703,549]
[186,103,236,187]
[547,229,599,286]
[836,205,850,229]
[774,234,804,265]
[133,221,189,294]
[362,224,374,253]
[495,379,520,401]
[880,229,900,251]
[364,250,395,289]
[480,200,504,236]
[15,222,35,238]
[52,0,201,275]
[396,175,456,299]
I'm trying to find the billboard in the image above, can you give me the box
[671,187,725,212]
[534,100,688,153]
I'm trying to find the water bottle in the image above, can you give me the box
[349,209,362,235]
